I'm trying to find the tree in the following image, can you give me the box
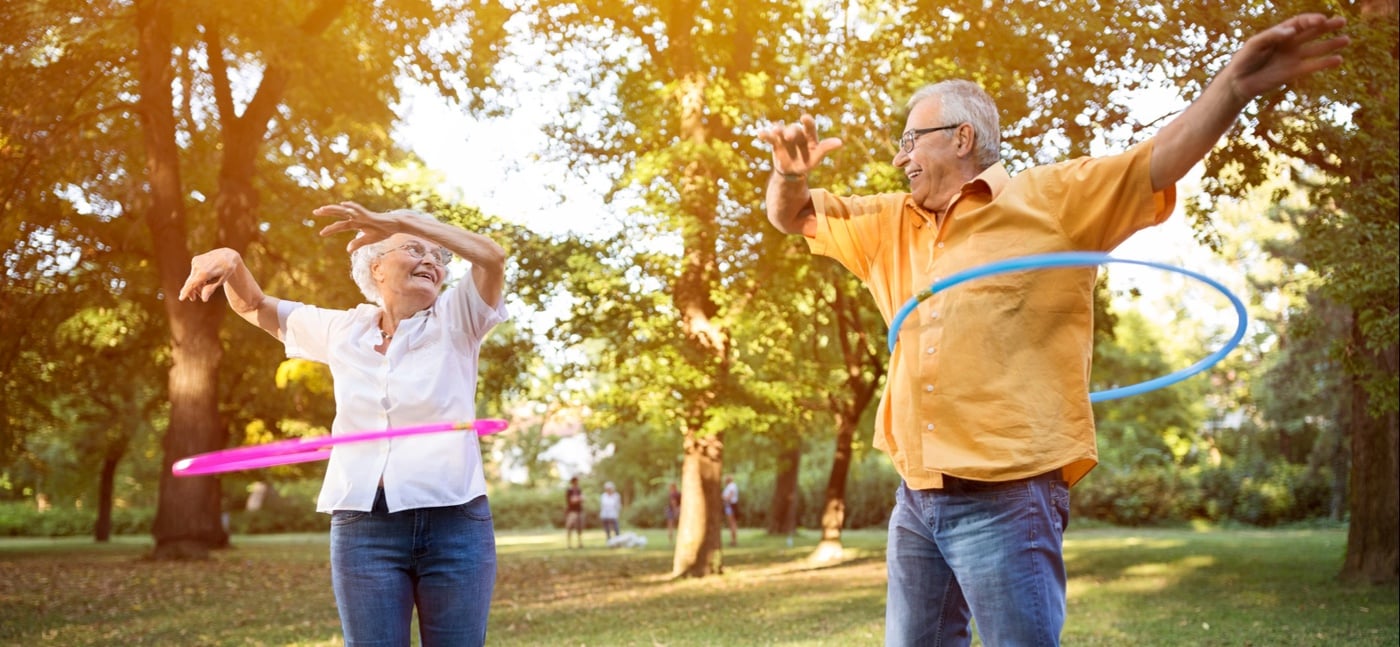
[492,0,1188,577]
[1169,2,1398,583]
[4,0,514,557]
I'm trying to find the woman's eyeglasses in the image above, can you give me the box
[383,242,452,265]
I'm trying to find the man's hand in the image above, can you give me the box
[1225,14,1349,104]
[758,114,844,177]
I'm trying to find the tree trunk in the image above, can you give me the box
[672,432,724,577]
[136,0,229,560]
[94,451,121,543]
[810,273,884,562]
[767,444,800,535]
[812,416,855,562]
[667,65,730,578]
[1339,1,1398,585]
[1340,333,1399,584]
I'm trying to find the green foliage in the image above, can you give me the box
[1071,461,1333,527]
[0,501,153,538]
[487,486,570,530]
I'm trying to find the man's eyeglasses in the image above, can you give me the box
[897,124,960,153]
[383,242,452,265]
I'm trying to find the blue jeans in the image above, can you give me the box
[885,473,1070,647]
[330,489,497,647]
[602,518,620,539]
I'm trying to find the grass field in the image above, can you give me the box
[1,525,1395,646]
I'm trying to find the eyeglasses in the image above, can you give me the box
[382,242,452,265]
[897,124,960,153]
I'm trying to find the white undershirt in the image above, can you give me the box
[281,278,507,514]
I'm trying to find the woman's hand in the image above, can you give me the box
[314,201,407,254]
[179,248,243,302]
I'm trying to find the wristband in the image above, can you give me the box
[780,172,806,183]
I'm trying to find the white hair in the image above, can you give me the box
[347,210,441,305]
[907,80,1001,170]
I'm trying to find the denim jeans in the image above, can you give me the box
[330,489,497,647]
[884,473,1070,647]
[602,518,620,539]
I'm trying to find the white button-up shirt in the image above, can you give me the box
[282,278,507,514]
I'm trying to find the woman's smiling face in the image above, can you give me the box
[372,234,450,308]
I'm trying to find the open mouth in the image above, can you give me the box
[412,269,436,282]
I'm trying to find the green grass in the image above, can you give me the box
[1,527,1394,646]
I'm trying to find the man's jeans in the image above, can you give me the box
[330,489,497,647]
[885,473,1070,647]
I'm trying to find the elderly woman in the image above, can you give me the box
[179,201,507,646]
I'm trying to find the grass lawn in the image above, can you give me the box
[1,525,1395,646]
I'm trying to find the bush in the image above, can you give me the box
[1071,466,1182,526]
[226,480,326,534]
[0,501,155,537]
[487,486,567,530]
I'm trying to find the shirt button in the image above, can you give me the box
[926,347,936,354]
[936,242,945,248]
[924,385,934,393]
[929,310,939,319]
[925,423,935,431]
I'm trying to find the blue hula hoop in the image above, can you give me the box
[886,252,1247,402]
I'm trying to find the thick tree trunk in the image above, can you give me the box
[672,433,724,577]
[767,444,801,535]
[667,66,730,578]
[1340,336,1399,584]
[136,0,229,559]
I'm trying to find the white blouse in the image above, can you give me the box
[282,277,507,514]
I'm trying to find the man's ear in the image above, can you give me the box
[956,123,976,158]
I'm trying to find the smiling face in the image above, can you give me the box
[894,95,980,213]
[370,234,449,312]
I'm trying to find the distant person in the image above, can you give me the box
[665,482,681,544]
[565,476,584,549]
[722,475,739,547]
[180,200,507,646]
[599,481,622,540]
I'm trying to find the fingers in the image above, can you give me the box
[179,266,221,302]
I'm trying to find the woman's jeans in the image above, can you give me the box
[602,518,620,539]
[330,489,497,647]
[884,473,1070,647]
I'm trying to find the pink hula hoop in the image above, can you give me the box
[171,419,509,477]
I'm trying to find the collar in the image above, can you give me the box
[905,162,1010,227]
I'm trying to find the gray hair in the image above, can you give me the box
[907,80,1001,170]
[348,209,441,305]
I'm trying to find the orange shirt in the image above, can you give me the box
[807,141,1175,489]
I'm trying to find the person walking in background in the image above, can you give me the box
[564,476,584,549]
[180,200,507,646]
[756,14,1347,646]
[599,481,622,541]
[722,475,739,547]
[665,482,681,544]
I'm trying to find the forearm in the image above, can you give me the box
[393,212,507,307]
[220,256,284,335]
[1149,77,1250,192]
[765,171,817,237]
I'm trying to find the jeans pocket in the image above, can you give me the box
[454,495,493,522]
[331,510,369,526]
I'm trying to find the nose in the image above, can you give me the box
[894,148,909,168]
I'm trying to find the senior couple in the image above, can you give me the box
[182,14,1347,647]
